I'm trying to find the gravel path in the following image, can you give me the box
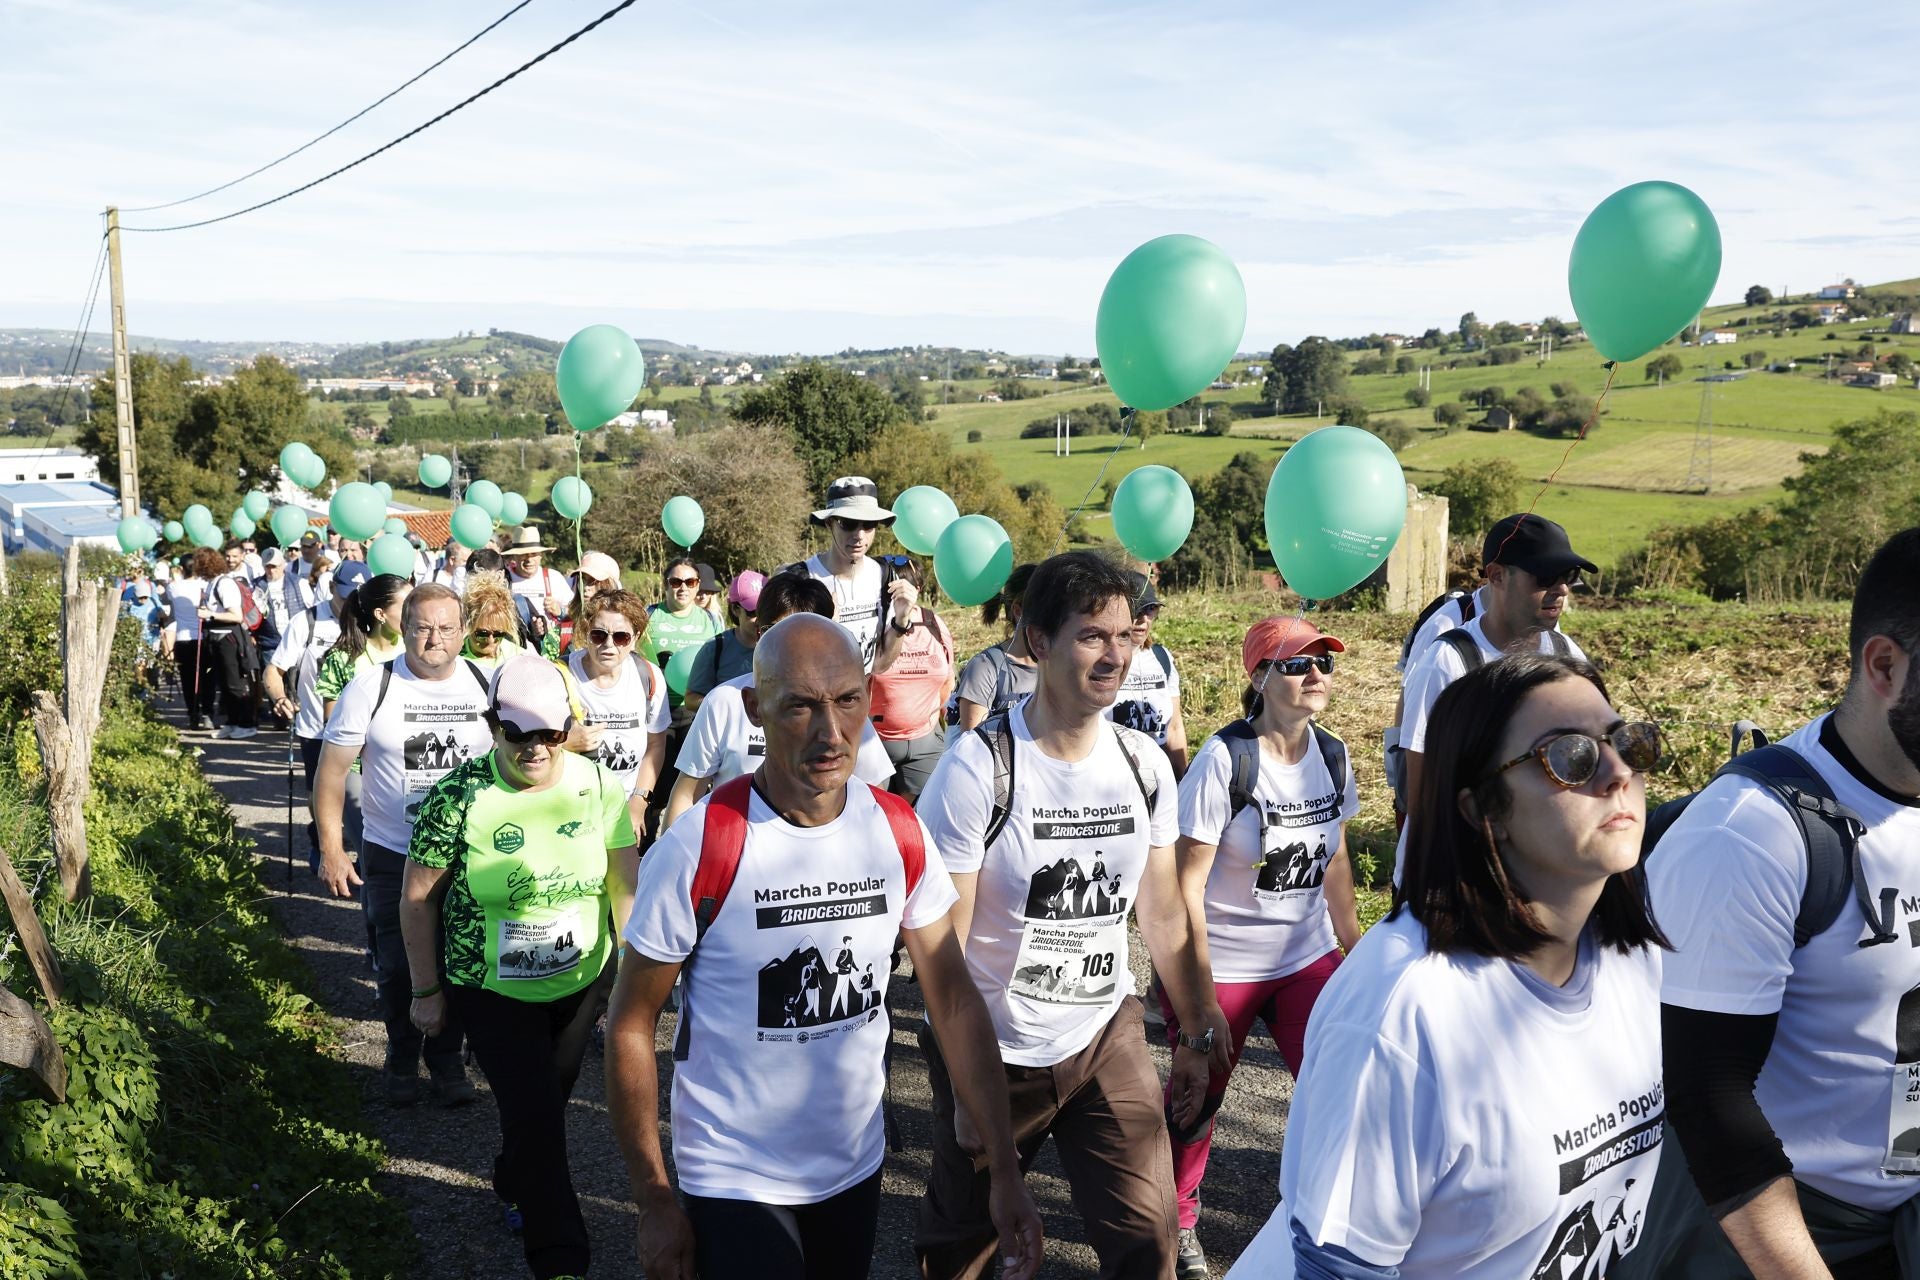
[181,710,1297,1278]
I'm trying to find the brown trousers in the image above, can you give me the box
[916,995,1177,1280]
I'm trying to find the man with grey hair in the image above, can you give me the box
[315,582,492,1105]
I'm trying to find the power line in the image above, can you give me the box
[23,231,111,460]
[123,0,537,214]
[125,0,638,234]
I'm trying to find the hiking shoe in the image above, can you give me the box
[429,1063,477,1107]
[502,1201,525,1234]
[227,726,259,740]
[382,1070,423,1106]
[1176,1227,1207,1279]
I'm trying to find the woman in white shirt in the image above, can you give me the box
[1230,652,1668,1280]
[169,546,223,730]
[566,589,670,834]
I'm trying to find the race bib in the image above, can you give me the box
[1010,915,1125,1006]
[1884,985,1920,1174]
[496,907,585,983]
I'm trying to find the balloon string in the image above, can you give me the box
[1485,360,1619,568]
[1058,405,1136,555]
[572,433,584,566]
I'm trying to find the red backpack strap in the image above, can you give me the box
[675,774,754,1062]
[868,784,925,896]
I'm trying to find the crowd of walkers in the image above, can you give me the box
[135,478,1920,1280]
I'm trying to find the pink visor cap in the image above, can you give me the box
[488,654,573,735]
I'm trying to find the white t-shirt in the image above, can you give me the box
[205,574,248,632]
[624,782,958,1203]
[567,650,671,796]
[169,578,207,641]
[1399,586,1490,673]
[1270,910,1665,1279]
[1103,642,1181,747]
[804,554,885,672]
[430,563,468,595]
[1179,729,1358,982]
[321,659,493,853]
[508,564,574,615]
[242,552,265,580]
[676,673,894,789]
[918,703,1179,1066]
[1648,714,1920,1211]
[269,601,342,739]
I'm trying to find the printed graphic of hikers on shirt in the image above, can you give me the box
[758,933,882,1029]
[404,726,476,773]
[1255,833,1331,894]
[594,737,641,775]
[1111,698,1168,742]
[1023,856,1128,920]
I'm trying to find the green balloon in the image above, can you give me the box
[1110,465,1195,563]
[553,476,594,521]
[229,510,256,539]
[367,532,416,578]
[116,517,156,554]
[1265,426,1407,601]
[664,646,699,696]
[295,452,328,490]
[242,490,271,521]
[183,503,213,533]
[556,324,646,432]
[418,454,452,488]
[661,494,703,547]
[382,517,408,536]
[269,505,309,546]
[278,441,313,479]
[450,503,495,550]
[373,481,393,504]
[466,480,504,519]
[1095,235,1247,411]
[190,522,223,549]
[499,492,529,526]
[162,520,184,543]
[934,514,1014,607]
[892,486,959,556]
[1568,181,1722,363]
[329,481,386,542]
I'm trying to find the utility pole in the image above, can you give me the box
[450,444,464,503]
[105,207,139,519]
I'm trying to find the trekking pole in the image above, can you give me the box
[286,730,297,899]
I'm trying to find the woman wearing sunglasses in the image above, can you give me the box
[459,570,527,669]
[402,652,641,1280]
[1228,652,1668,1280]
[567,589,670,835]
[1162,617,1361,1277]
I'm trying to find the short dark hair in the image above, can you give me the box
[470,548,504,574]
[1398,652,1668,960]
[664,555,697,584]
[756,571,833,627]
[1849,527,1920,674]
[982,562,1037,630]
[1021,551,1133,642]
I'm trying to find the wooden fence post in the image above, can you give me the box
[27,546,118,903]
[0,853,66,1104]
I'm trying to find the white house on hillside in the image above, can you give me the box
[1701,329,1738,344]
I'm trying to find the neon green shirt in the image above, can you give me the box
[642,604,721,707]
[408,750,637,1000]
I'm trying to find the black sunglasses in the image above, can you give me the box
[589,627,634,646]
[880,554,913,569]
[1261,653,1334,677]
[470,629,512,642]
[498,721,568,747]
[1485,721,1662,789]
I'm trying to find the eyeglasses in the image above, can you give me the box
[1261,653,1335,677]
[1485,721,1662,789]
[834,520,880,533]
[469,629,512,642]
[498,722,568,747]
[666,577,700,589]
[589,628,634,646]
[410,624,462,639]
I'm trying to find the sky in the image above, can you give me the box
[4,0,1918,355]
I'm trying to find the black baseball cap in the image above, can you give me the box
[1124,569,1160,616]
[694,562,720,592]
[1482,514,1597,579]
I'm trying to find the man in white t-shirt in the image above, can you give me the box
[915,551,1228,1280]
[799,476,918,675]
[608,614,1043,1280]
[1633,528,1920,1278]
[503,524,573,645]
[1394,513,1594,885]
[314,583,491,1106]
[430,537,470,594]
[265,571,350,870]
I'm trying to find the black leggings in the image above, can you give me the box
[175,638,216,724]
[685,1169,883,1280]
[204,628,257,727]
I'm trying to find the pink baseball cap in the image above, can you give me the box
[488,654,573,735]
[728,570,768,612]
[577,551,622,587]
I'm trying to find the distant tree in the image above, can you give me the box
[966,429,983,444]
[1458,311,1482,348]
[1200,403,1236,436]
[1327,396,1370,429]
[1490,321,1523,345]
[1430,458,1523,533]
[1506,386,1549,428]
[1541,317,1572,340]
[1644,353,1686,383]
[388,394,415,419]
[1487,346,1524,366]
[1352,355,1390,376]
[1433,401,1466,427]
[1162,452,1275,589]
[890,373,928,423]
[1419,327,1447,349]
[343,403,375,432]
[1395,355,1417,375]
[734,361,908,490]
[1274,337,1349,413]
[1788,307,1821,329]
[1261,343,1291,414]
[1404,387,1431,408]
[1745,285,1774,307]
[1133,410,1166,447]
[1741,349,1771,370]
[455,375,476,397]
[1542,393,1598,437]
[1889,352,1916,379]
[1368,420,1414,451]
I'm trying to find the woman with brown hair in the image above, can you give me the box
[169,545,226,730]
[566,588,669,834]
[459,569,525,670]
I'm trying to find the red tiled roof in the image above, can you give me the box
[396,510,452,547]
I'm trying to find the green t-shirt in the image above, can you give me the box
[642,604,721,706]
[408,751,636,1000]
[316,647,374,704]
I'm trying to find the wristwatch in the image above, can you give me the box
[1179,1026,1215,1055]
[891,616,913,635]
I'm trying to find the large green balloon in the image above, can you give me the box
[934,514,1014,607]
[183,503,213,533]
[1110,465,1195,563]
[1095,234,1247,411]
[1264,426,1407,601]
[1568,181,1722,363]
[162,520,184,543]
[116,517,156,554]
[229,510,256,539]
[278,441,313,479]
[553,476,594,521]
[892,486,959,556]
[465,480,504,519]
[418,454,452,488]
[664,645,699,697]
[329,482,386,542]
[269,505,309,547]
[383,517,409,536]
[661,495,703,547]
[294,451,327,490]
[556,324,646,432]
[367,533,416,579]
[242,490,271,521]
[499,492,529,526]
[450,503,494,550]
[190,522,224,549]
[373,481,393,504]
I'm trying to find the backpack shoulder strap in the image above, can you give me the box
[1113,724,1160,819]
[464,658,490,696]
[631,651,658,700]
[1215,719,1261,824]
[868,785,926,896]
[1437,627,1484,673]
[1400,588,1470,667]
[1546,630,1572,658]
[1719,744,1885,948]
[372,657,398,715]
[1312,723,1350,807]
[674,774,755,1062]
[1458,589,1478,624]
[975,711,1017,852]
[1152,642,1174,681]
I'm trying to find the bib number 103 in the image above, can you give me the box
[1081,952,1116,979]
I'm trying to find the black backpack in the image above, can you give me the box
[1436,624,1571,672]
[974,710,1158,851]
[1642,721,1895,948]
[1399,589,1477,668]
[1213,718,1349,827]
